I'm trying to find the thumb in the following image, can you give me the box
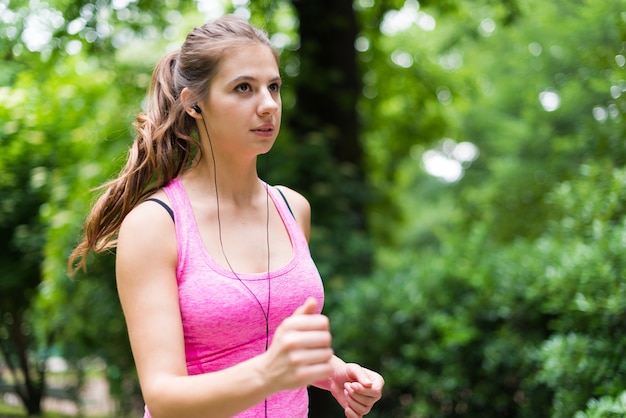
[345,364,373,387]
[293,297,318,316]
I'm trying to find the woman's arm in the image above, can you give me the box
[275,186,385,417]
[116,199,334,418]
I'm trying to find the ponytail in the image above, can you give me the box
[68,50,197,275]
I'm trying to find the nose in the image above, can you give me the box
[257,89,280,116]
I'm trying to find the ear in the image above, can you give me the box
[181,87,203,119]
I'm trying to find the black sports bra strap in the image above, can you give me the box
[146,198,175,223]
[275,187,295,219]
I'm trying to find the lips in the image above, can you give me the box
[252,124,274,133]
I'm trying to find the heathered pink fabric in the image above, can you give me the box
[142,177,324,418]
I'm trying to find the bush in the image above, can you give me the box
[330,164,626,417]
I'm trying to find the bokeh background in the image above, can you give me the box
[1,0,625,417]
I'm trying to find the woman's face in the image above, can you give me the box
[199,43,282,159]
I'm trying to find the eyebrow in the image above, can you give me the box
[229,75,283,84]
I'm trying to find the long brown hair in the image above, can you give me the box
[68,15,277,275]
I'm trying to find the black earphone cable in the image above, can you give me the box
[198,111,271,417]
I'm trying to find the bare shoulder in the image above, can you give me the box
[119,191,173,235]
[117,191,177,273]
[274,185,311,241]
[274,185,310,217]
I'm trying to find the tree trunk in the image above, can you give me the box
[289,0,372,278]
[290,2,370,415]
[0,309,44,416]
[290,0,362,167]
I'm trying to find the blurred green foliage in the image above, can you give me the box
[329,0,626,416]
[1,0,625,416]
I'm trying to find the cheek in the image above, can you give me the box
[276,103,283,119]
[209,107,238,128]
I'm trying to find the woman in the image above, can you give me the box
[69,15,383,418]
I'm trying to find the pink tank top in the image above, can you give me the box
[143,177,324,418]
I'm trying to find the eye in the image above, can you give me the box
[268,82,281,93]
[235,83,252,93]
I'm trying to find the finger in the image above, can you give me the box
[344,385,373,415]
[344,406,361,418]
[282,329,332,348]
[296,363,335,386]
[347,402,369,418]
[292,297,318,316]
[282,314,330,333]
[346,390,375,410]
[346,381,383,403]
[348,380,380,395]
[342,364,374,388]
[288,347,334,365]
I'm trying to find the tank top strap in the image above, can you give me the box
[266,185,309,255]
[162,177,198,278]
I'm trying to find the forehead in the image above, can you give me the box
[214,43,279,82]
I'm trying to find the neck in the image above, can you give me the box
[183,153,268,205]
